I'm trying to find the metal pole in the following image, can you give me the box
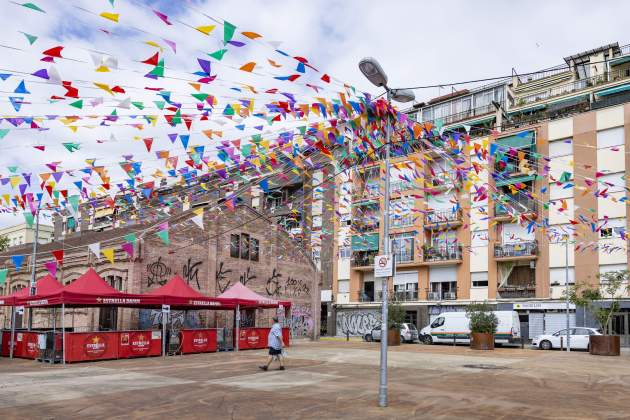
[235,304,240,352]
[9,306,15,359]
[162,311,167,357]
[27,208,40,331]
[378,89,392,408]
[565,235,571,352]
[61,303,65,365]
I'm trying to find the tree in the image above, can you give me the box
[466,302,498,334]
[567,270,629,335]
[387,299,406,329]
[0,235,9,252]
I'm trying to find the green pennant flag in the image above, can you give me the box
[69,99,83,109]
[154,101,165,110]
[0,268,7,285]
[223,21,236,44]
[22,2,45,13]
[23,211,34,228]
[156,230,169,245]
[149,61,165,78]
[22,32,38,45]
[191,93,209,102]
[68,195,80,213]
[123,233,137,244]
[208,49,228,61]
[0,129,10,139]
[131,101,144,110]
[62,142,80,152]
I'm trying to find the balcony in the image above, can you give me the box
[425,102,500,127]
[393,250,415,264]
[494,241,538,259]
[393,290,418,302]
[427,291,457,301]
[497,285,536,299]
[351,251,378,268]
[390,180,415,194]
[512,69,630,109]
[352,221,380,234]
[424,209,463,227]
[422,245,463,263]
[494,196,537,217]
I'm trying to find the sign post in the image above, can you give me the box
[374,255,394,279]
[161,304,170,357]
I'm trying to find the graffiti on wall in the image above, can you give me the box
[182,258,202,289]
[336,311,381,336]
[290,304,313,338]
[146,257,171,287]
[238,267,257,286]
[138,309,200,330]
[216,262,232,293]
[265,268,310,298]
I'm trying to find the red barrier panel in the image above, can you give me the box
[64,332,119,363]
[8,331,39,359]
[118,330,162,359]
[238,327,291,350]
[180,329,217,354]
[1,330,11,356]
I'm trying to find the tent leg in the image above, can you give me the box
[235,305,240,352]
[51,308,56,364]
[61,304,66,365]
[162,312,166,358]
[9,306,15,359]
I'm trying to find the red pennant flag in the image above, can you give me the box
[51,249,64,266]
[142,52,159,66]
[143,138,153,152]
[43,46,64,58]
[321,74,331,83]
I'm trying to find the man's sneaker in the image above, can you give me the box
[278,366,285,370]
[259,366,268,371]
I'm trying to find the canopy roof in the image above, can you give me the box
[218,282,291,308]
[147,275,237,309]
[0,275,63,306]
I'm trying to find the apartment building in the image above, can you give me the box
[334,42,630,345]
[0,222,54,248]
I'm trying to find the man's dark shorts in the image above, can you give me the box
[268,347,282,356]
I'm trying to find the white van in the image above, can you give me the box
[419,311,521,345]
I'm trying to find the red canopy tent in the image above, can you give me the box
[0,274,63,306]
[147,275,237,309]
[217,282,291,309]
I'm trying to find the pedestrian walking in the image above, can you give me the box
[259,316,285,371]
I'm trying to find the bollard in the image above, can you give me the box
[560,336,564,351]
[521,336,525,349]
[453,335,456,346]
[346,331,349,342]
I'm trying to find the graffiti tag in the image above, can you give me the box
[147,257,171,287]
[182,258,202,289]
[216,262,232,293]
[336,311,381,336]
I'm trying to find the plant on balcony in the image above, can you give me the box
[466,302,498,350]
[567,270,629,356]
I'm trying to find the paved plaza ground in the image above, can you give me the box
[1,340,629,419]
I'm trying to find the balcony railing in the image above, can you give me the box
[497,285,536,299]
[427,291,457,301]
[393,290,418,302]
[359,293,377,302]
[515,65,571,85]
[430,172,455,188]
[390,180,415,193]
[495,197,537,216]
[393,251,414,264]
[424,209,462,225]
[424,102,500,127]
[494,241,538,258]
[351,252,378,268]
[390,214,415,228]
[422,245,463,262]
[514,69,630,108]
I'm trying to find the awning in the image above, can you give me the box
[595,83,630,97]
[610,55,630,66]
[495,174,536,187]
[147,275,237,309]
[351,233,379,251]
[217,281,290,309]
[546,93,589,108]
[445,115,495,130]
[95,208,114,218]
[507,103,547,114]
[495,131,535,149]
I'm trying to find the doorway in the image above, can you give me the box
[98,307,118,331]
[320,303,328,336]
[610,312,629,347]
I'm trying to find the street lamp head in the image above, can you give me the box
[390,88,415,103]
[358,57,388,88]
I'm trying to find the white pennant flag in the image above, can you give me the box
[88,242,101,259]
[191,208,204,230]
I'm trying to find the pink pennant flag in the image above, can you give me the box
[153,9,172,25]
[121,242,134,258]
[44,261,57,278]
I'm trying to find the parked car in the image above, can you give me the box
[364,323,419,343]
[531,327,601,351]
[419,311,521,345]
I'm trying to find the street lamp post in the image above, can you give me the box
[27,205,41,331]
[358,57,415,408]
[565,234,571,352]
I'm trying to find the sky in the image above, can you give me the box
[0,0,629,229]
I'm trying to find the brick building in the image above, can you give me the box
[1,204,320,339]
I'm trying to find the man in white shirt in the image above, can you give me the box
[259,316,285,371]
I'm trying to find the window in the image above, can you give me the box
[431,317,445,328]
[339,246,351,259]
[471,272,488,287]
[105,275,123,290]
[549,139,572,158]
[421,107,432,122]
[598,218,626,238]
[391,232,415,263]
[250,238,259,262]
[390,197,415,228]
[241,233,250,260]
[598,173,625,193]
[597,127,624,149]
[230,234,240,258]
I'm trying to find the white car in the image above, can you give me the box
[532,327,601,351]
[365,323,419,343]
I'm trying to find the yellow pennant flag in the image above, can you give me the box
[196,25,216,35]
[102,248,115,264]
[100,12,119,23]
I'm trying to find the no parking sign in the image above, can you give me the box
[374,254,394,278]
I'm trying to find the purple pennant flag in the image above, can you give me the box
[45,261,57,278]
[32,69,49,79]
[19,184,28,196]
[52,172,64,182]
[22,173,31,187]
[168,133,178,143]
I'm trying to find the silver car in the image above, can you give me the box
[364,323,419,343]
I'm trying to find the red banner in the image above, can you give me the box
[64,332,119,362]
[180,329,217,354]
[118,330,162,358]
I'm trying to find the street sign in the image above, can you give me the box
[374,254,394,278]
[161,304,170,313]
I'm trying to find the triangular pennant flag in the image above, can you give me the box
[0,268,7,285]
[156,230,170,245]
[123,233,136,244]
[44,261,57,278]
[121,242,134,258]
[51,249,64,266]
[102,248,115,264]
[11,255,24,272]
[88,242,101,259]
